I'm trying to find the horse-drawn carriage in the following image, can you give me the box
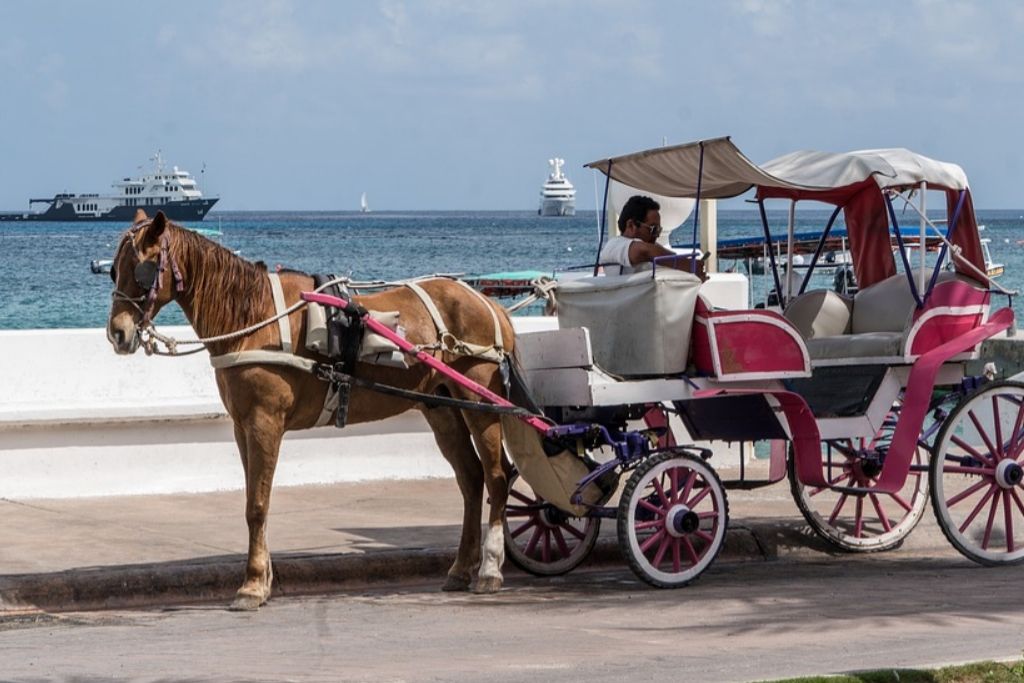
[108,137,1022,607]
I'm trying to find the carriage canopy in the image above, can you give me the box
[585,137,984,289]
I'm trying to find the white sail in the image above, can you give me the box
[360,192,369,213]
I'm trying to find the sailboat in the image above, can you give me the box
[360,192,370,213]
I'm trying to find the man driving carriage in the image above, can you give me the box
[598,195,706,279]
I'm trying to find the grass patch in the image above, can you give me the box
[765,659,1024,683]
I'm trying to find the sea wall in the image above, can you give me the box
[0,321,561,499]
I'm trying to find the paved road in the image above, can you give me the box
[3,549,1022,682]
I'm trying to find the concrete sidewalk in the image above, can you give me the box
[0,467,952,613]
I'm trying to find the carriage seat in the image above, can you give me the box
[784,272,984,362]
[555,269,702,377]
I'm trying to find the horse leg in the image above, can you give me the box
[462,411,511,594]
[421,405,484,592]
[230,416,284,611]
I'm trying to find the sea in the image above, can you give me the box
[2,209,1023,330]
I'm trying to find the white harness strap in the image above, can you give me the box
[404,280,505,363]
[267,272,292,353]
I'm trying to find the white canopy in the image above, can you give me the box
[585,137,969,199]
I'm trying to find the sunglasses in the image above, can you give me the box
[638,221,662,238]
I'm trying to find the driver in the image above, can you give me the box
[599,195,706,279]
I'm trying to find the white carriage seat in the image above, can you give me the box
[785,272,982,362]
[555,269,702,377]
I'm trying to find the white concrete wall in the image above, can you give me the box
[0,322,559,499]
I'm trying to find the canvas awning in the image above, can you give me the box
[585,137,970,199]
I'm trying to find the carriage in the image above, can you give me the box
[313,137,1021,588]
[109,138,1022,606]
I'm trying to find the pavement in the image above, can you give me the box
[0,462,954,614]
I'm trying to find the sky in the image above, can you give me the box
[2,0,1023,211]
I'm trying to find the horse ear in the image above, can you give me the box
[141,211,167,250]
[133,208,148,224]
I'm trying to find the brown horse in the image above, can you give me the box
[106,210,515,610]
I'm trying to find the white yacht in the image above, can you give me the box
[0,151,218,222]
[538,158,576,217]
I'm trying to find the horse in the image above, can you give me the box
[106,210,515,610]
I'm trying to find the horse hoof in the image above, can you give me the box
[473,576,502,594]
[229,593,264,611]
[441,575,471,592]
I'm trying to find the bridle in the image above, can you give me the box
[110,218,185,333]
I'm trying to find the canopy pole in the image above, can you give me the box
[885,192,923,307]
[690,142,705,275]
[798,205,842,295]
[593,161,613,276]
[918,181,927,294]
[927,189,968,296]
[758,199,785,306]
[785,200,796,304]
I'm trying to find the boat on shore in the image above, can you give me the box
[538,158,576,217]
[0,152,218,222]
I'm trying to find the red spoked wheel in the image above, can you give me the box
[789,408,929,552]
[930,381,1024,565]
[617,451,728,588]
[502,471,601,576]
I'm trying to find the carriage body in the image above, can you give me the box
[500,137,1022,587]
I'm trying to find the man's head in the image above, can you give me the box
[618,195,662,243]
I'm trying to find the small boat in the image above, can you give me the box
[538,158,576,217]
[360,192,370,213]
[90,259,113,274]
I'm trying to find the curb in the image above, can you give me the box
[0,521,815,614]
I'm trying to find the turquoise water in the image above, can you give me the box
[2,209,1022,329]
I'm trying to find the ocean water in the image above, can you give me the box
[1,209,1022,330]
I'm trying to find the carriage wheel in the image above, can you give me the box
[617,452,728,588]
[502,471,601,576]
[930,381,1024,565]
[789,409,929,552]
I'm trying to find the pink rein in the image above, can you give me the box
[301,291,551,434]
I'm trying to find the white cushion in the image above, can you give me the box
[783,290,853,339]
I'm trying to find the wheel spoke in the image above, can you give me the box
[552,527,572,559]
[945,478,990,508]
[693,529,714,544]
[942,465,994,477]
[651,477,669,509]
[869,494,893,533]
[967,409,1000,466]
[959,485,996,534]
[681,535,701,566]
[509,488,535,504]
[809,471,852,498]
[651,532,671,568]
[828,493,850,526]
[1009,395,1024,459]
[1012,488,1024,517]
[854,496,865,537]
[888,491,913,513]
[668,467,680,504]
[639,498,665,516]
[992,396,1004,459]
[524,524,543,557]
[510,519,536,539]
[639,528,665,554]
[687,483,712,508]
[542,526,552,562]
[680,469,697,502]
[1004,491,1016,554]
[671,537,682,573]
[561,523,586,541]
[982,489,1001,550]
[950,434,996,468]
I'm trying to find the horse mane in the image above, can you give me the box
[166,222,278,339]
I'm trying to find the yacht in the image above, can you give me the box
[538,158,576,217]
[0,152,218,222]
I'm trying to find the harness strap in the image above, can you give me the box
[209,350,338,427]
[404,281,505,363]
[268,273,292,353]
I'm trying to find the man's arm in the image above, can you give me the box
[627,241,706,280]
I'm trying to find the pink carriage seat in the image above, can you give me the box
[784,272,989,362]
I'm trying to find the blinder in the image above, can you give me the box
[134,260,161,292]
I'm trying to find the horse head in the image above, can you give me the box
[106,209,184,354]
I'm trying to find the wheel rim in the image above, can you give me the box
[619,453,727,587]
[503,472,600,576]
[931,383,1024,564]
[791,411,929,552]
